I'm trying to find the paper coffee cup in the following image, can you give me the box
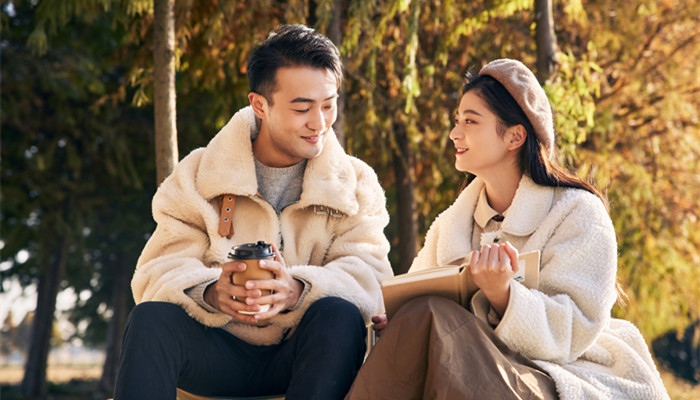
[228,241,274,314]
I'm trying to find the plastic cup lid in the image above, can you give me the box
[228,241,274,259]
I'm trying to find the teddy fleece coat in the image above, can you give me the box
[132,106,393,345]
[410,175,669,400]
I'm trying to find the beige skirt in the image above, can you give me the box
[346,295,558,400]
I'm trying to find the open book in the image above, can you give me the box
[382,250,540,319]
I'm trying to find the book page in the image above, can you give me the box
[382,265,462,318]
[382,250,540,319]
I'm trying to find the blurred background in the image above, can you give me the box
[1,0,698,398]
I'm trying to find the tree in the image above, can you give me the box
[311,0,347,145]
[0,311,19,357]
[342,0,538,273]
[6,3,699,396]
[2,2,154,397]
[153,0,178,185]
[535,0,557,82]
[20,206,70,398]
[2,5,86,395]
[553,0,700,339]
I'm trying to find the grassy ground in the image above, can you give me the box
[0,365,698,399]
[0,364,102,384]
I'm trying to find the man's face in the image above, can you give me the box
[251,66,338,167]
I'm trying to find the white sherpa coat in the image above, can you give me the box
[410,175,669,400]
[132,106,393,345]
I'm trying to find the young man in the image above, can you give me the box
[114,25,393,400]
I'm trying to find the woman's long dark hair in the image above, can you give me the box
[461,73,609,211]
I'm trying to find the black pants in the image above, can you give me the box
[114,297,367,400]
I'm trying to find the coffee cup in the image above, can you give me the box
[228,241,275,314]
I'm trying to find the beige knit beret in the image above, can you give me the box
[479,59,554,157]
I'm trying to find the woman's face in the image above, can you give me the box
[449,90,515,175]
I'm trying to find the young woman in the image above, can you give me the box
[346,59,669,400]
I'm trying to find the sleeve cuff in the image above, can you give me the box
[470,290,503,328]
[185,279,220,314]
[487,306,502,327]
[284,277,312,312]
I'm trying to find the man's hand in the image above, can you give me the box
[246,244,303,321]
[204,260,265,324]
[204,244,302,323]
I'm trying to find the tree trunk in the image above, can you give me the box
[98,256,132,396]
[392,122,418,275]
[535,0,557,82]
[329,0,346,147]
[20,234,69,399]
[308,0,317,27]
[153,0,178,186]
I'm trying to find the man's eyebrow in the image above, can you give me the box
[290,95,338,103]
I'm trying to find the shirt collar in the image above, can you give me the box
[474,188,505,228]
[474,174,555,236]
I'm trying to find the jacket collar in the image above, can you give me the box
[437,174,554,264]
[501,174,554,236]
[195,106,360,216]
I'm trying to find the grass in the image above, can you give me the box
[0,364,102,384]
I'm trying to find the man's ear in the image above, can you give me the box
[506,124,527,151]
[248,92,268,120]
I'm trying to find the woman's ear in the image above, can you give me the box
[248,92,268,120]
[506,124,527,151]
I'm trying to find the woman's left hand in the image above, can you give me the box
[469,241,519,316]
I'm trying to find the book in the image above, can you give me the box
[382,250,540,319]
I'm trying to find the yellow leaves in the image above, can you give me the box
[132,85,150,107]
[126,0,153,16]
[545,51,602,159]
[563,0,587,26]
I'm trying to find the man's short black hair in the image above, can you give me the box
[247,24,343,103]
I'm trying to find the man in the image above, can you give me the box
[114,24,392,400]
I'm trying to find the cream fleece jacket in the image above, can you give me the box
[410,175,669,400]
[132,106,393,345]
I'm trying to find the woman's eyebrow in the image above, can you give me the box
[457,108,483,116]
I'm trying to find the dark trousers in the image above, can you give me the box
[114,297,367,400]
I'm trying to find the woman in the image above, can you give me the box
[346,59,668,399]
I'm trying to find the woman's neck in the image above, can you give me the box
[482,167,522,214]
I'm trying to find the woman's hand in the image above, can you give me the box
[469,241,519,316]
[371,314,388,337]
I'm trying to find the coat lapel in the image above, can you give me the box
[195,106,359,215]
[500,175,554,237]
[298,130,359,216]
[436,177,483,265]
[435,175,554,265]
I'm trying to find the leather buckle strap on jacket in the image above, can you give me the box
[218,195,236,238]
[218,196,345,239]
[313,205,343,218]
